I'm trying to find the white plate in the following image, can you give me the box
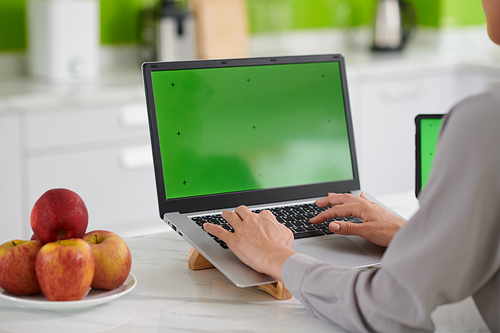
[0,273,137,311]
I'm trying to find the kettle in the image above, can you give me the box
[157,0,196,61]
[140,0,196,62]
[371,0,416,51]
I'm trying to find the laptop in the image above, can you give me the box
[415,114,445,198]
[143,54,398,288]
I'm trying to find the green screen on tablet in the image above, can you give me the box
[416,114,445,197]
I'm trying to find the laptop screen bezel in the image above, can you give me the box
[143,54,361,215]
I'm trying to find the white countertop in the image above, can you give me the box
[0,191,490,333]
[0,71,146,116]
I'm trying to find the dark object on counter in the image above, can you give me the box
[371,0,416,51]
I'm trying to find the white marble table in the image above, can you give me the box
[0,191,491,332]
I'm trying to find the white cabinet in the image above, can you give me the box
[20,101,166,239]
[349,68,500,197]
[455,71,500,100]
[353,73,458,196]
[24,103,149,149]
[26,144,159,235]
[0,114,24,243]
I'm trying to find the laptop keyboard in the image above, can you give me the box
[191,203,363,249]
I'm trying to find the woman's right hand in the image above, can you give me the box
[310,192,407,247]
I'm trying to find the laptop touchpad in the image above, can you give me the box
[293,237,378,268]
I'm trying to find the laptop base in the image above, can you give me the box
[188,247,292,300]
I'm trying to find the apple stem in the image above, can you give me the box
[95,234,98,243]
[11,241,16,246]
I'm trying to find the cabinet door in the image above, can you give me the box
[26,144,167,237]
[25,102,149,150]
[0,115,25,242]
[23,103,170,238]
[456,73,500,100]
[357,74,458,196]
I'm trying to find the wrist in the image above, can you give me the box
[265,247,297,281]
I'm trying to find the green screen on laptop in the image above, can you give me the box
[151,61,354,199]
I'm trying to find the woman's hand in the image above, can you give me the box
[310,192,406,247]
[203,206,296,281]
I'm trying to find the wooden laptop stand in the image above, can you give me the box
[188,247,292,300]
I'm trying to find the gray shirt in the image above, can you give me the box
[282,85,500,332]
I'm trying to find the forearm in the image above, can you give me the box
[281,254,435,332]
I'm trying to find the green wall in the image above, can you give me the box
[0,0,487,53]
[246,0,379,32]
[246,0,485,32]
[440,0,487,26]
[0,0,26,51]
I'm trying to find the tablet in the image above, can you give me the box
[415,114,445,198]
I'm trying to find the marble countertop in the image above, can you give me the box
[0,192,490,333]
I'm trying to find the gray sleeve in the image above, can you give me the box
[282,254,434,332]
[281,88,500,332]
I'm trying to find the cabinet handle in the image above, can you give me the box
[120,145,153,170]
[119,104,148,128]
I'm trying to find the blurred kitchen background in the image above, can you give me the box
[1,0,500,243]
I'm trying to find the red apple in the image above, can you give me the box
[30,188,88,244]
[83,230,132,291]
[35,238,95,301]
[0,240,42,296]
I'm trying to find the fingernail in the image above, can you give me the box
[330,223,340,232]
